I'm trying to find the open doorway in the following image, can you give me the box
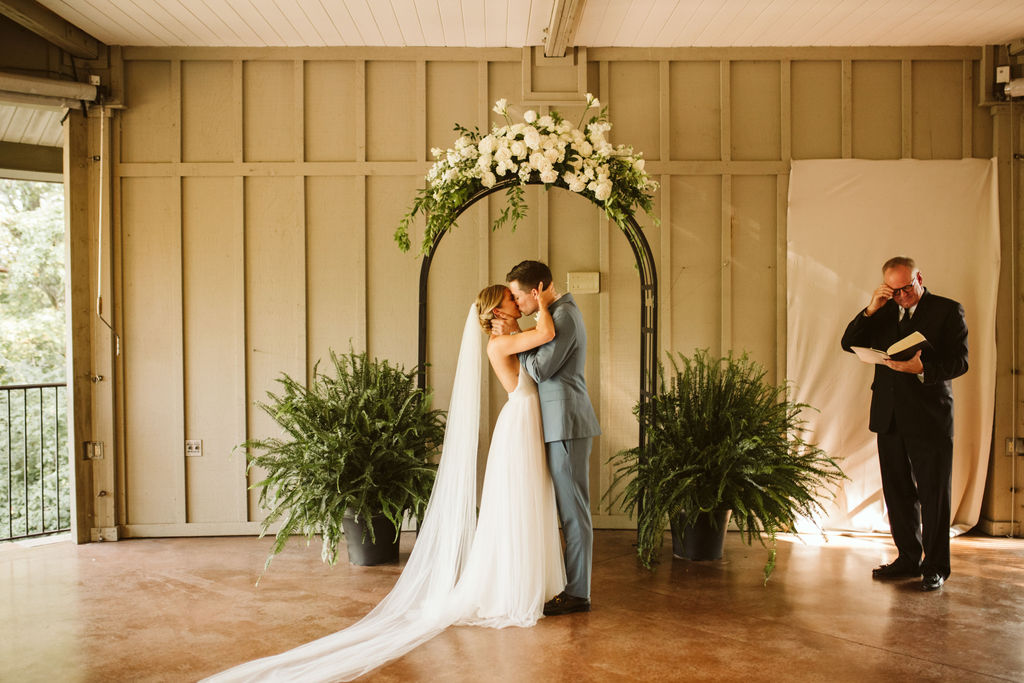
[0,178,70,541]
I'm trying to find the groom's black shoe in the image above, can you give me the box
[871,559,921,579]
[543,591,590,616]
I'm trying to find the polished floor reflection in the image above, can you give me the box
[2,530,1022,681]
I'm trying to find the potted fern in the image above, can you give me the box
[608,349,846,581]
[243,349,445,572]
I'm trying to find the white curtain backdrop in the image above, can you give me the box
[786,158,999,534]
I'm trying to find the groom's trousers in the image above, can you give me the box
[546,436,593,599]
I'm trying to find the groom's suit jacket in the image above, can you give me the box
[840,289,968,438]
[520,293,601,443]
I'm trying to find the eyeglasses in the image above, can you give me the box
[891,282,916,296]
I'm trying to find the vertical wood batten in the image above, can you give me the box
[171,59,187,524]
[112,112,127,529]
[659,61,672,361]
[780,59,791,162]
[356,61,366,163]
[478,59,490,434]
[901,59,912,158]
[294,60,305,162]
[417,60,427,164]
[962,59,973,158]
[720,60,732,353]
[778,59,791,383]
[720,60,731,162]
[776,173,789,383]
[232,58,248,522]
[842,59,852,158]
[234,175,247,523]
[598,58,612,514]
[721,175,733,353]
[232,60,243,164]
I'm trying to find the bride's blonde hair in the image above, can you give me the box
[476,285,507,333]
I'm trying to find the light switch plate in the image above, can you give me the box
[567,271,600,294]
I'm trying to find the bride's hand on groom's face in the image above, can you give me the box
[534,281,555,309]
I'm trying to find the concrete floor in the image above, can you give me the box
[1,529,1022,682]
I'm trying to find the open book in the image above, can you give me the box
[850,330,931,364]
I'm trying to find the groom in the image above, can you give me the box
[495,260,601,616]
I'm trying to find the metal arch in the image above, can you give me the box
[416,178,658,453]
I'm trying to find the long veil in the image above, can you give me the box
[205,304,483,682]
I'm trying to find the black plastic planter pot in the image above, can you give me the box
[341,511,400,565]
[671,509,732,561]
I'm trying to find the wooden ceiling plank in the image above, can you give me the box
[462,0,486,48]
[391,0,426,46]
[320,1,363,45]
[526,0,550,46]
[436,0,464,46]
[506,0,529,46]
[173,0,244,46]
[195,0,263,45]
[611,0,657,47]
[483,0,508,46]
[593,0,630,48]
[248,0,305,46]
[0,0,100,57]
[81,0,177,46]
[347,0,385,45]
[367,0,405,46]
[412,0,443,46]
[278,0,330,46]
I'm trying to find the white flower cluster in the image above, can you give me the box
[425,94,654,205]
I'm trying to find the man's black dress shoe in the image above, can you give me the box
[921,574,945,591]
[543,591,591,616]
[872,560,922,579]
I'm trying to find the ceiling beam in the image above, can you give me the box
[545,0,587,58]
[0,0,99,59]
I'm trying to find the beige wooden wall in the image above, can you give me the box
[89,45,1009,537]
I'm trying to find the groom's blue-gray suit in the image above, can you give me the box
[520,293,601,599]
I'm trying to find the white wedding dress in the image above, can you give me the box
[205,304,565,682]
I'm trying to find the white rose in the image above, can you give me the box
[634,157,645,171]
[589,179,612,201]
[476,153,492,170]
[492,98,508,116]
[523,126,541,150]
[511,140,527,158]
[524,110,537,124]
[579,141,593,157]
[540,168,558,184]
[481,170,496,187]
[479,136,496,155]
[543,147,560,164]
[537,115,554,130]
[564,172,586,193]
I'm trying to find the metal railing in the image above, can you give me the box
[1,382,70,541]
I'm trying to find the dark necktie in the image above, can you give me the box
[898,308,912,334]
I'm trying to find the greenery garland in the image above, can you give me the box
[394,95,660,254]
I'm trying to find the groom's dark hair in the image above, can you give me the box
[506,260,552,292]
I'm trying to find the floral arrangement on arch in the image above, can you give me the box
[394,94,660,254]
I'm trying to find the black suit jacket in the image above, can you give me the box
[841,289,968,437]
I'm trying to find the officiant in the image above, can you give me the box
[840,256,968,592]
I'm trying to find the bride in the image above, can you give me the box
[205,283,566,681]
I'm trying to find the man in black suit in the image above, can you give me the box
[841,256,968,592]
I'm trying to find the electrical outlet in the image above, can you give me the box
[1004,437,1024,456]
[996,65,1011,84]
[185,439,203,457]
[84,441,103,460]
